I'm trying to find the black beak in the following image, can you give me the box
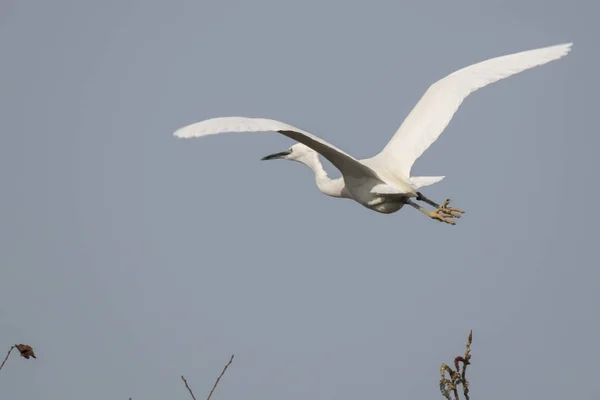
[261,150,291,161]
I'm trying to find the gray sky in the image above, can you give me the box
[0,0,598,399]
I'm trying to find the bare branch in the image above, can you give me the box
[181,354,235,400]
[207,354,234,400]
[0,346,15,373]
[181,376,198,400]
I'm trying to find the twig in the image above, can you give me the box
[461,330,473,400]
[0,346,15,373]
[206,354,234,400]
[181,354,234,400]
[181,376,198,400]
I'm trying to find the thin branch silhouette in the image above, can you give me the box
[0,346,15,373]
[207,354,234,400]
[182,354,234,400]
[181,375,198,400]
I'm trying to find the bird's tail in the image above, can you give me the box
[410,176,445,189]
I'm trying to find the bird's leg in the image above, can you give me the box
[406,199,459,225]
[416,192,440,208]
[416,192,465,218]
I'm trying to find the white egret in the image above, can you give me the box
[174,43,571,225]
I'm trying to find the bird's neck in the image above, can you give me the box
[301,154,345,198]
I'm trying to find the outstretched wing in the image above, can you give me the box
[368,43,572,178]
[174,117,380,179]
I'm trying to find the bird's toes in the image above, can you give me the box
[441,209,463,218]
[430,212,457,225]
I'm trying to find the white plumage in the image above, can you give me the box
[174,43,572,225]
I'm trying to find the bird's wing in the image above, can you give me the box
[174,116,381,179]
[409,176,445,189]
[369,43,572,178]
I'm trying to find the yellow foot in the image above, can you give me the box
[438,199,465,218]
[430,199,465,225]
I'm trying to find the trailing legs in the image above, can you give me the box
[407,192,465,225]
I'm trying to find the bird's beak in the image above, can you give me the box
[261,150,291,161]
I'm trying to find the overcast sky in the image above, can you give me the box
[1,1,598,399]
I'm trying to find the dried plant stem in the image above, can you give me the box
[0,346,15,373]
[181,376,198,400]
[461,330,473,400]
[207,354,234,400]
[181,354,234,400]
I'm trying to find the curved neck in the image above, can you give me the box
[298,153,345,198]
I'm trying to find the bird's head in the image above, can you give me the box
[261,143,316,163]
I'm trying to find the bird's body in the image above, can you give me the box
[174,43,572,224]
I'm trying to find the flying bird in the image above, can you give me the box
[174,43,572,225]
